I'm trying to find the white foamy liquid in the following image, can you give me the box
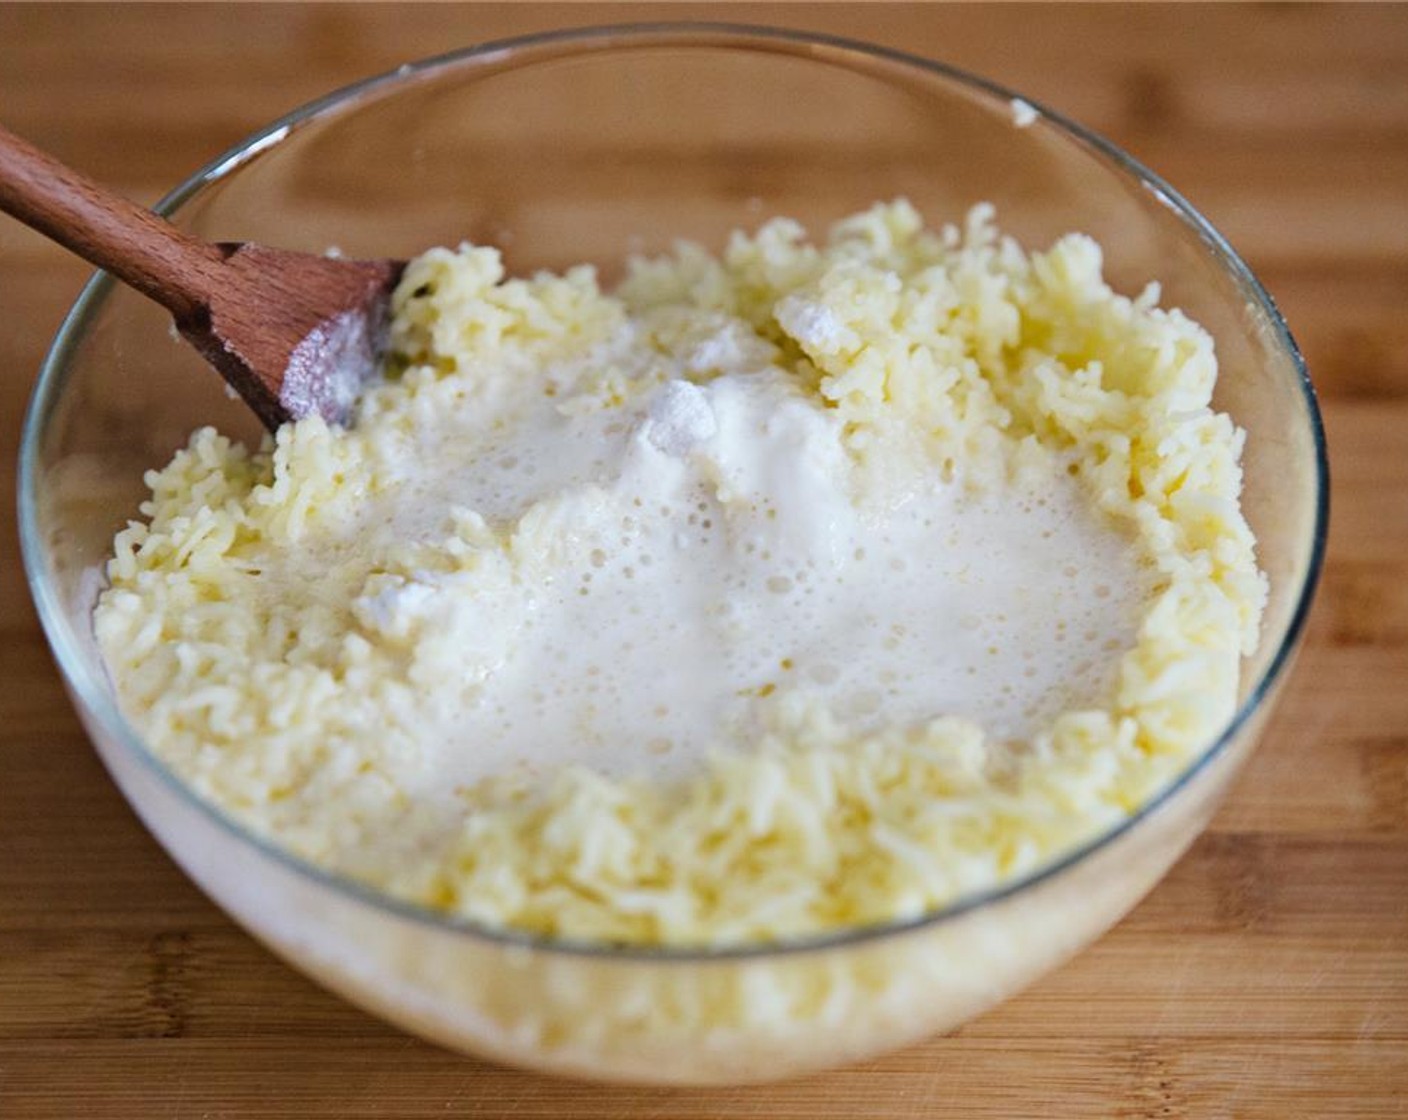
[360,371,1149,792]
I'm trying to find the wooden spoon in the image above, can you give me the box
[0,122,405,430]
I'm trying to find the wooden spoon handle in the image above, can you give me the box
[0,121,224,323]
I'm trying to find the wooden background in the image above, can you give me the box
[1,4,1405,1116]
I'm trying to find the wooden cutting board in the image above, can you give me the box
[1,5,1404,1117]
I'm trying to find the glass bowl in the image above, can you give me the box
[19,24,1327,1085]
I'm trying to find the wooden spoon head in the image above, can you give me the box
[179,244,405,431]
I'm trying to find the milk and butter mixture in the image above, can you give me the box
[353,367,1144,791]
[96,202,1265,945]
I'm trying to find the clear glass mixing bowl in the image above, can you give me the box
[19,24,1327,1084]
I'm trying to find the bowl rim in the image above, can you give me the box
[18,21,1330,963]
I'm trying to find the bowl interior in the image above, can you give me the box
[21,24,1325,958]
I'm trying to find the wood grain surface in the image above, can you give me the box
[1,4,1405,1117]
